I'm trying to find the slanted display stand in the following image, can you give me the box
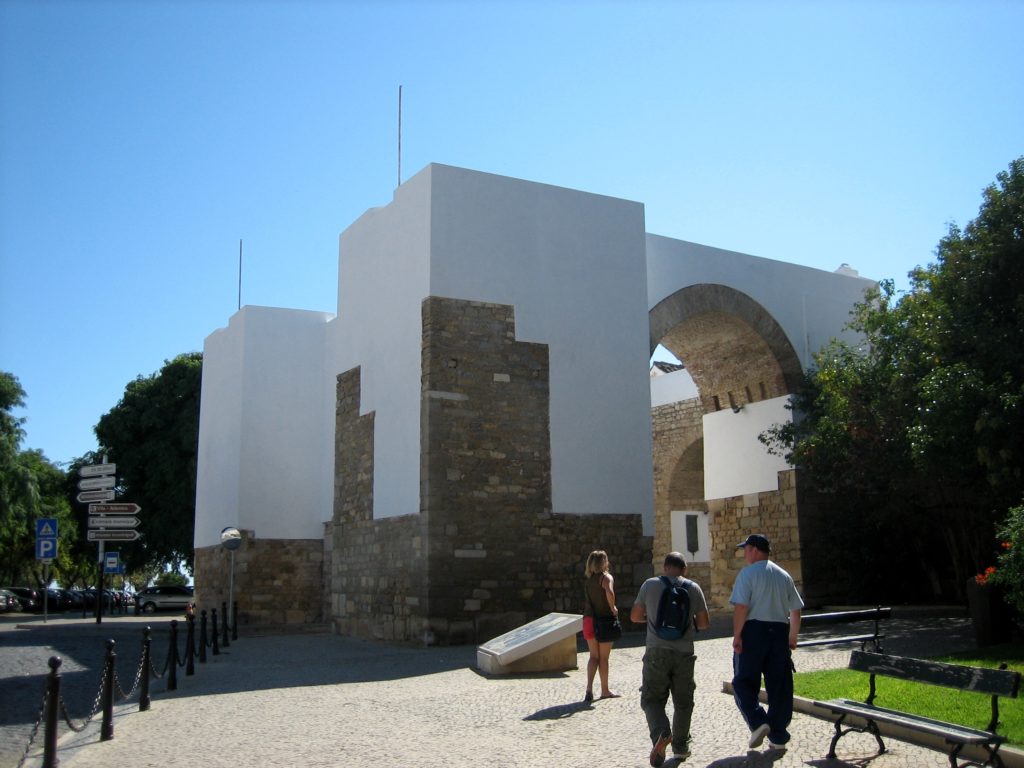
[477,613,582,675]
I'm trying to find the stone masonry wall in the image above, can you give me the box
[326,299,652,645]
[651,398,705,566]
[194,530,323,627]
[420,297,652,644]
[328,367,429,642]
[706,468,803,609]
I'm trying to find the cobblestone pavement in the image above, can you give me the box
[0,611,1013,768]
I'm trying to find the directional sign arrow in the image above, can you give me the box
[88,515,140,529]
[78,476,116,491]
[87,529,141,542]
[88,503,141,516]
[79,463,116,478]
[77,489,115,503]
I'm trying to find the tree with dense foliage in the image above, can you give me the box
[91,353,202,574]
[0,371,82,586]
[762,158,1024,602]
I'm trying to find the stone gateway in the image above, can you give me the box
[193,164,873,643]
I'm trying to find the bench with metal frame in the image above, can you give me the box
[797,606,891,652]
[813,650,1021,768]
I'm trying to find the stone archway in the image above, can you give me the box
[648,283,805,606]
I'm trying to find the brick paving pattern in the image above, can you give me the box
[1,612,1016,768]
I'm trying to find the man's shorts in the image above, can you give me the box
[582,615,596,641]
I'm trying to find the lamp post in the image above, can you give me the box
[220,527,241,632]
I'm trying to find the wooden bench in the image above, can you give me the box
[813,650,1021,767]
[797,606,891,652]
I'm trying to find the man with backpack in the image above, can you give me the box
[630,551,710,767]
[730,533,804,753]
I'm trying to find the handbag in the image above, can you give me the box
[594,614,622,642]
[587,582,622,642]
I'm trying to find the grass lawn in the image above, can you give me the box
[793,643,1024,747]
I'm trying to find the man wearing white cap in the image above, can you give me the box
[730,533,804,752]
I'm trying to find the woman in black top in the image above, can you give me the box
[582,549,621,701]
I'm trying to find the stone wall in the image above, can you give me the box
[327,298,653,645]
[651,397,711,593]
[328,366,429,642]
[194,530,324,627]
[705,468,802,608]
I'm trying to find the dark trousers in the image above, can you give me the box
[640,647,697,753]
[731,620,793,745]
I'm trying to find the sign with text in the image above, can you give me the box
[77,489,116,503]
[78,475,116,491]
[89,515,140,529]
[79,463,116,478]
[89,503,141,515]
[87,529,141,542]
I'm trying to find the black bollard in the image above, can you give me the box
[43,656,61,768]
[185,614,196,676]
[211,609,220,656]
[101,639,115,741]
[199,610,208,663]
[221,601,230,648]
[140,628,152,711]
[167,621,179,691]
[232,601,238,641]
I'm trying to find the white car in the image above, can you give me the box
[135,585,195,613]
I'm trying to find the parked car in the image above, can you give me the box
[135,585,195,613]
[0,589,21,612]
[4,587,42,612]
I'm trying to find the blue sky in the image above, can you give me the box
[1,0,1021,467]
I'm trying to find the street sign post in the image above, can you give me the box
[88,516,140,529]
[80,463,116,478]
[87,529,141,542]
[88,503,141,515]
[77,489,116,503]
[78,475,116,491]
[104,551,120,574]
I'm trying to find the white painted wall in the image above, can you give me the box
[645,235,875,369]
[703,396,792,500]
[194,306,333,547]
[329,175,432,519]
[423,165,655,522]
[651,367,699,407]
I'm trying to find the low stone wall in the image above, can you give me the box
[706,469,802,608]
[194,530,324,627]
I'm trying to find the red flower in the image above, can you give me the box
[975,566,997,585]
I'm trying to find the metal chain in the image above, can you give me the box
[58,677,104,735]
[14,690,47,768]
[113,658,144,701]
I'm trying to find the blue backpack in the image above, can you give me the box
[653,576,692,640]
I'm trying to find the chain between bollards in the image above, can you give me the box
[140,628,152,711]
[186,615,196,675]
[221,601,230,648]
[43,656,61,768]
[211,609,220,656]
[167,621,179,691]
[199,610,208,663]
[100,640,115,741]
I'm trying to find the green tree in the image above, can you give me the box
[0,372,81,585]
[92,353,202,575]
[763,158,1024,601]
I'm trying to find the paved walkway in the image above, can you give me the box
[1,612,1013,768]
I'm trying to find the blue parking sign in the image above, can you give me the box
[36,537,57,561]
[36,517,58,562]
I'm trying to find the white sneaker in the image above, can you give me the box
[767,740,787,751]
[748,723,770,749]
